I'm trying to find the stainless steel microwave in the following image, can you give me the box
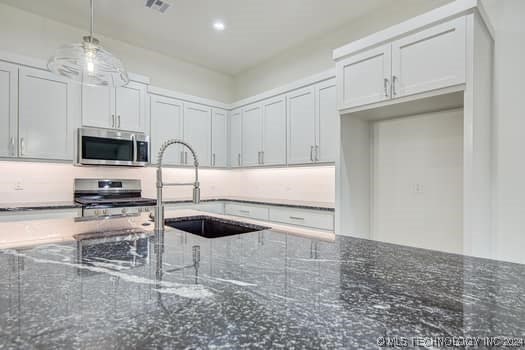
[77,127,149,166]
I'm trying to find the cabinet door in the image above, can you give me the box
[183,103,211,166]
[150,95,184,165]
[287,87,316,164]
[230,109,242,168]
[261,96,286,166]
[115,81,146,132]
[336,44,391,109]
[211,108,227,167]
[18,67,79,160]
[316,79,338,163]
[81,85,114,129]
[0,62,18,157]
[391,17,466,98]
[242,104,263,167]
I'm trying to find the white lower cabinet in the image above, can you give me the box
[0,61,18,157]
[223,201,334,231]
[18,67,80,160]
[224,203,269,221]
[269,207,334,231]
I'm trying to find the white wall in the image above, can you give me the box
[371,110,464,254]
[0,3,234,103]
[233,0,452,100]
[0,161,335,205]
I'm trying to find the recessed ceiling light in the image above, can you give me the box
[213,21,225,31]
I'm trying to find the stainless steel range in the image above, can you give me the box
[74,179,156,219]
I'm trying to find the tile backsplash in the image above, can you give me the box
[0,161,335,204]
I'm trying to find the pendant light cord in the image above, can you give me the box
[90,0,94,40]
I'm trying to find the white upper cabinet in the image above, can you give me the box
[211,108,227,167]
[391,17,466,98]
[82,81,147,132]
[316,79,338,162]
[116,82,147,132]
[242,104,263,167]
[150,95,184,165]
[287,87,316,164]
[337,44,391,109]
[0,62,18,157]
[230,109,242,167]
[261,96,287,166]
[81,86,115,129]
[336,16,467,111]
[18,67,80,160]
[183,102,211,166]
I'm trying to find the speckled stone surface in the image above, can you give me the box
[0,201,82,212]
[0,226,524,349]
[0,197,334,213]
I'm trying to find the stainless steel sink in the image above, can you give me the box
[165,216,269,238]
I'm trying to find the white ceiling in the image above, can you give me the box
[0,0,387,75]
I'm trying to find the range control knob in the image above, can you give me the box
[121,208,128,214]
[138,207,143,213]
[94,209,100,216]
[102,209,109,215]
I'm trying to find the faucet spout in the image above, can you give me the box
[154,139,200,234]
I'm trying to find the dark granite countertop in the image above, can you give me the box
[0,201,82,212]
[0,216,523,349]
[0,197,334,213]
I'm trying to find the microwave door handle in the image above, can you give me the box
[132,135,137,162]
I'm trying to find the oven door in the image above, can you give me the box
[77,127,148,166]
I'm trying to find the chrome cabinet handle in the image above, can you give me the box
[212,153,216,166]
[20,137,25,156]
[238,153,241,166]
[289,216,305,221]
[310,145,314,162]
[262,151,264,164]
[185,152,188,164]
[180,151,184,164]
[118,115,121,128]
[112,114,115,128]
[392,75,398,96]
[384,78,390,97]
[239,210,250,214]
[315,145,319,162]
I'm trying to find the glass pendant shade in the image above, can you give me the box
[48,37,128,87]
[47,1,129,87]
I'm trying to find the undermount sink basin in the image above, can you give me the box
[165,216,269,238]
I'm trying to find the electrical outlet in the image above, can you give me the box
[414,183,423,194]
[14,181,24,191]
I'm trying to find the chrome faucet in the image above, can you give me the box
[154,139,200,234]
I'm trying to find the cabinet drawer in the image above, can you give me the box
[269,207,334,231]
[0,209,81,222]
[224,203,269,221]
[165,202,224,214]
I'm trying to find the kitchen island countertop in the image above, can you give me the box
[0,211,524,349]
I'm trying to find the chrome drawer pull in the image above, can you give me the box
[289,216,305,221]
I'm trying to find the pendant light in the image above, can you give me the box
[47,0,129,87]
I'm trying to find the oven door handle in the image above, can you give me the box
[132,134,137,163]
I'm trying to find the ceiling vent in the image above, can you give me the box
[145,0,170,13]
